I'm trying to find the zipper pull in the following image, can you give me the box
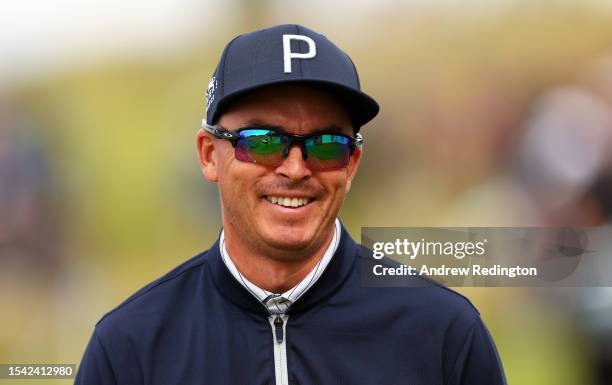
[274,316,284,344]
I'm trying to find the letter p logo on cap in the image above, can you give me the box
[283,34,317,73]
[204,24,379,131]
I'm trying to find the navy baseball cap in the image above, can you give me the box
[204,24,379,132]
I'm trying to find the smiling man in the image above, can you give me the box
[199,84,359,296]
[75,24,506,385]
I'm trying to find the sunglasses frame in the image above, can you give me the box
[201,122,363,161]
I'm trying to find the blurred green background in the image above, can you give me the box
[2,1,612,384]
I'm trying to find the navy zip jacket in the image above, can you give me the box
[75,225,506,385]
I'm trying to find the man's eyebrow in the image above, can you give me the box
[243,119,349,135]
[243,119,283,130]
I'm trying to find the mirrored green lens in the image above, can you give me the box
[305,134,351,170]
[234,130,353,170]
[236,129,286,165]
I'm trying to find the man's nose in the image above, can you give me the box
[275,144,312,181]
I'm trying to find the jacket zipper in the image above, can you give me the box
[268,314,289,385]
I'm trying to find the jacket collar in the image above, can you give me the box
[206,222,360,315]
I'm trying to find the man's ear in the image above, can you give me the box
[196,129,218,182]
[345,147,362,193]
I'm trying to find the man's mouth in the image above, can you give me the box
[265,196,312,208]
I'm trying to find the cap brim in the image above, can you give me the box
[210,79,379,132]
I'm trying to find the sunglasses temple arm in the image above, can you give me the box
[352,133,363,150]
[201,121,241,141]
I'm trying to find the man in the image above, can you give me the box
[75,24,506,385]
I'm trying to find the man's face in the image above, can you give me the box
[197,84,362,259]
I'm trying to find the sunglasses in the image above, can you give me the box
[202,122,363,170]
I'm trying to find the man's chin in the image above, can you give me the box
[257,226,319,254]
[255,218,332,255]
[262,235,314,252]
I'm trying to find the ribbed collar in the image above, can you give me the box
[219,218,341,314]
[206,221,360,316]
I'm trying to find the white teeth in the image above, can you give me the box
[266,196,310,208]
